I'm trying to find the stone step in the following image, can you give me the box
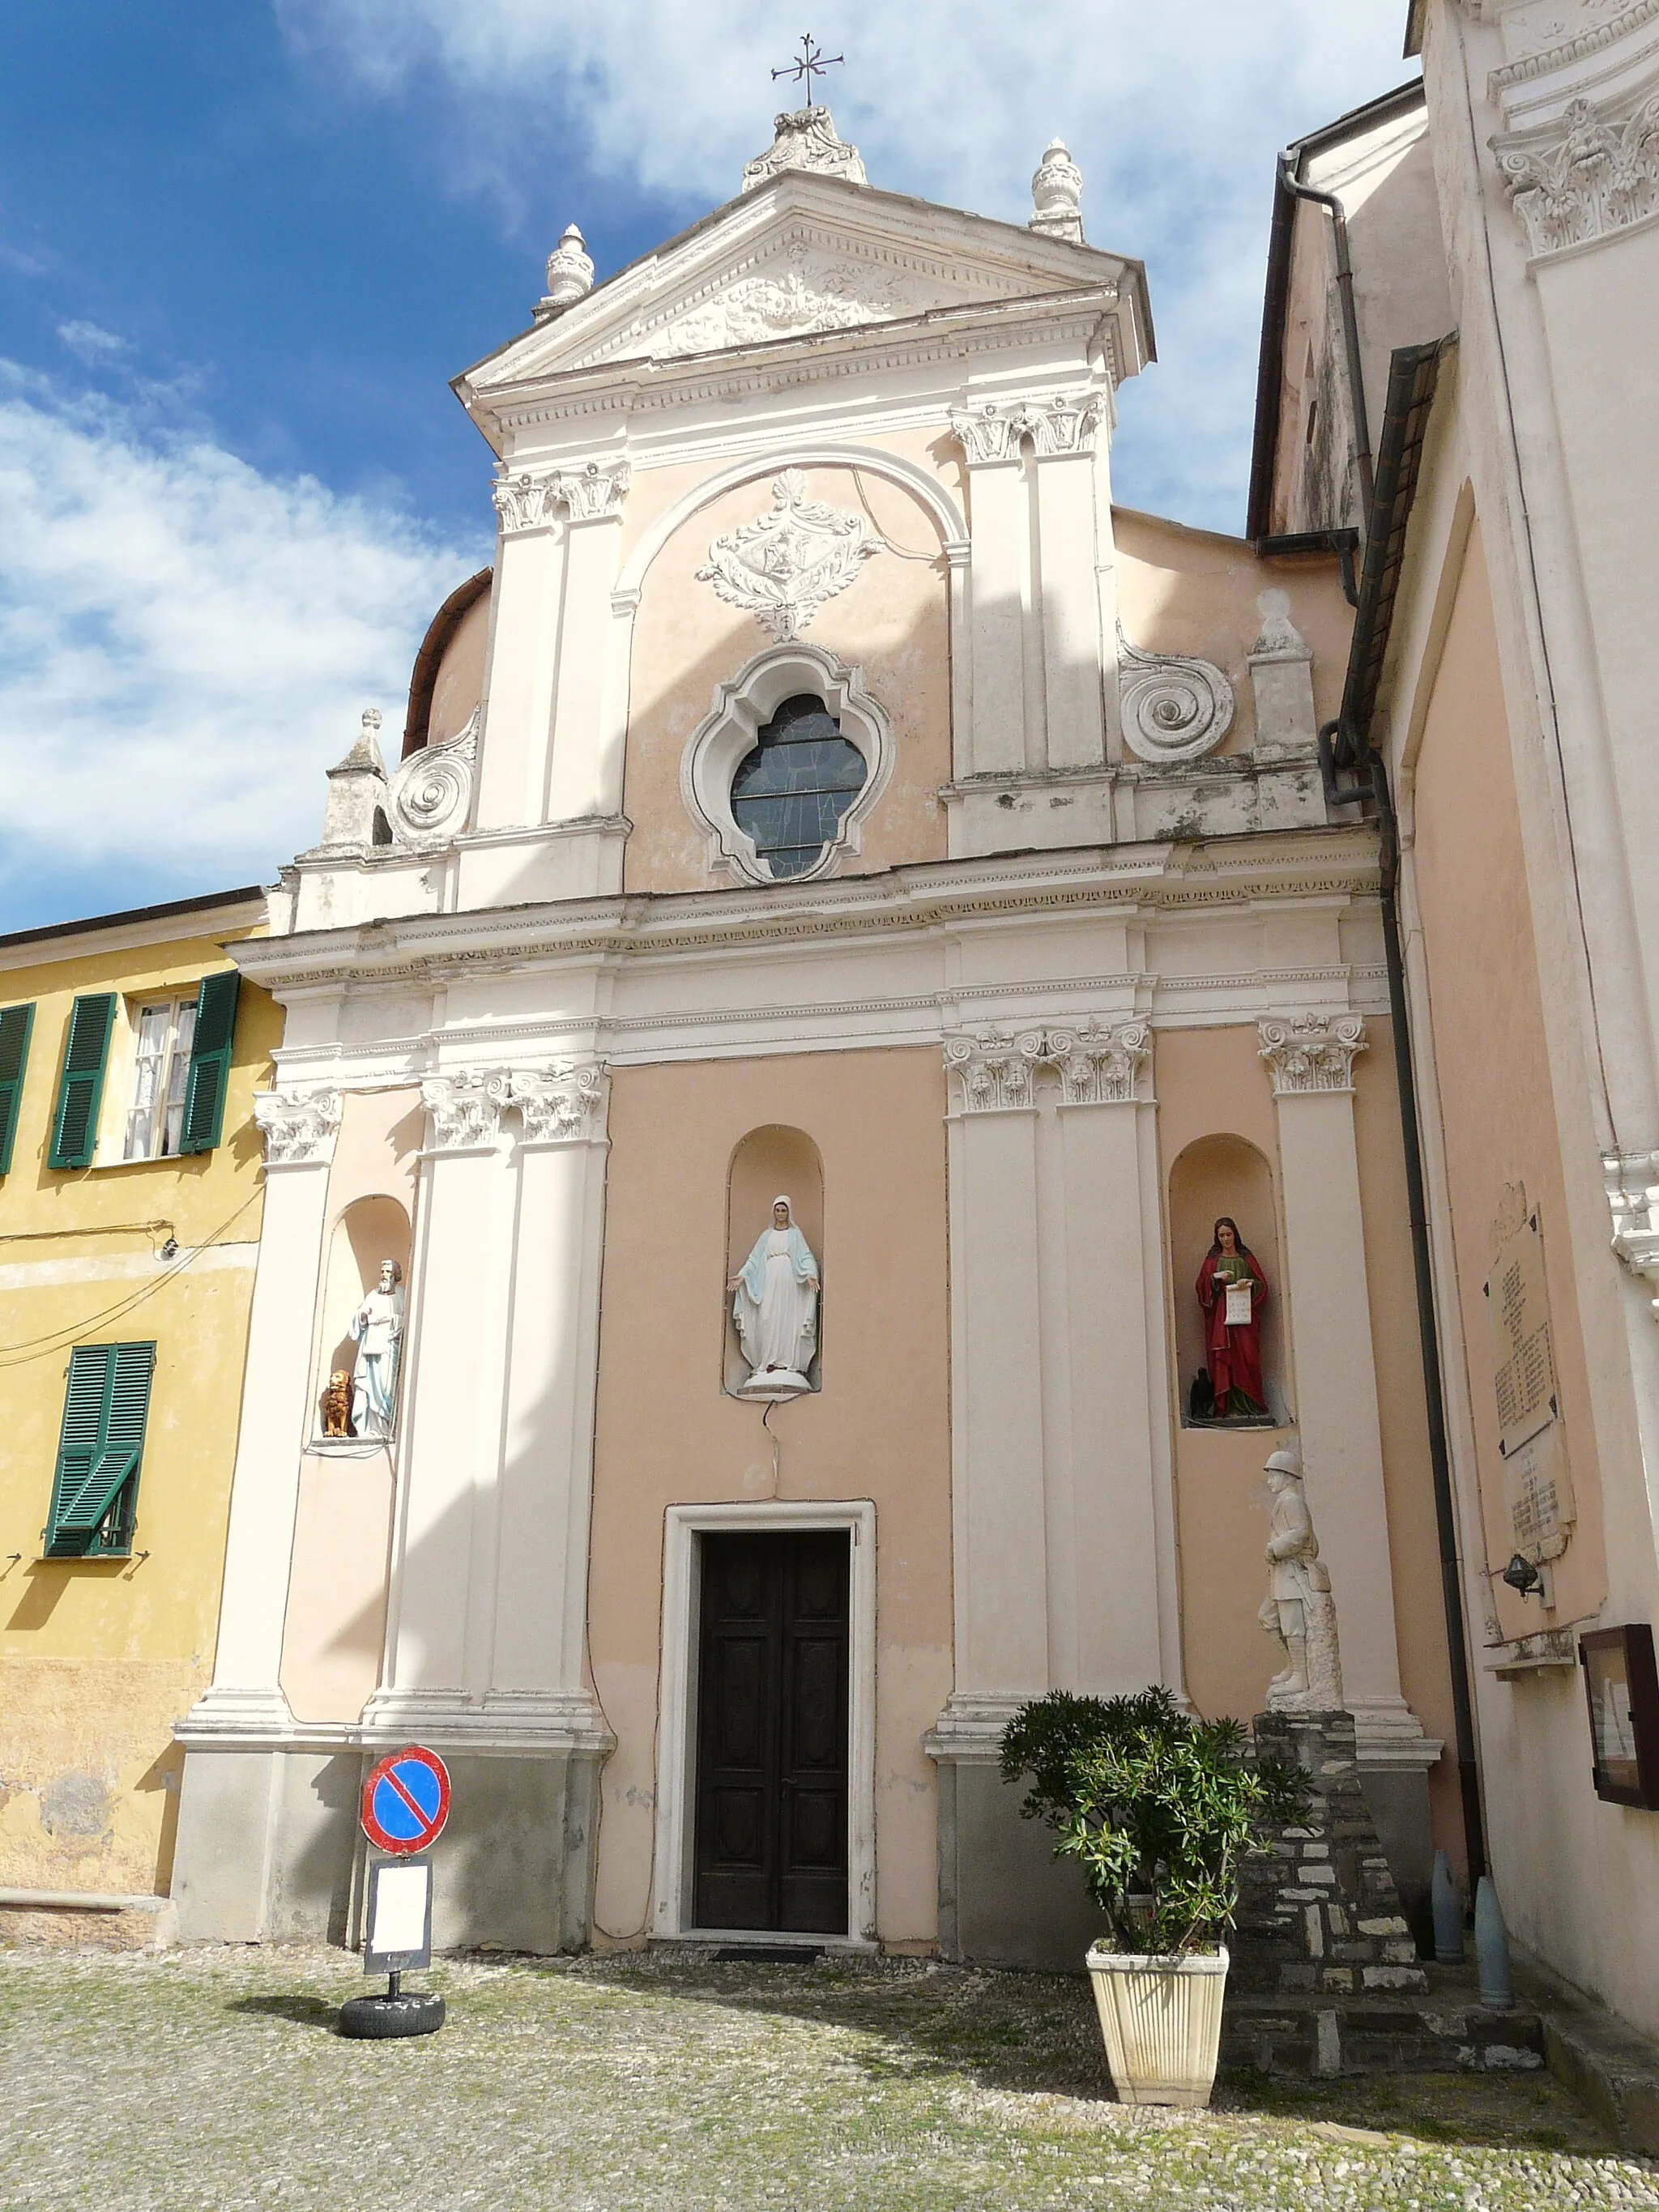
[0,1889,177,1951]
[1222,1965,1546,2078]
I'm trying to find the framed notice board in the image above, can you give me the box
[1580,1625,1659,1809]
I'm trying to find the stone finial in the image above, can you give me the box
[319,708,389,851]
[741,107,868,194]
[536,224,595,320]
[1030,138,1084,245]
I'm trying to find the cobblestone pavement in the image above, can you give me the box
[2,1944,1656,2210]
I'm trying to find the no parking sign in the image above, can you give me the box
[361,1745,450,1856]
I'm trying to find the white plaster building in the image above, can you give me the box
[170,107,1454,1966]
[1253,1,1659,2045]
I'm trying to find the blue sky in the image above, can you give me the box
[0,0,1414,931]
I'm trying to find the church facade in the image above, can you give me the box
[169,109,1455,1964]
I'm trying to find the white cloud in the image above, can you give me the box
[0,364,481,905]
[277,0,1417,526]
[56,321,131,364]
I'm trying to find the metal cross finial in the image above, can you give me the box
[772,32,842,109]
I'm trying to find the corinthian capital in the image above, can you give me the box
[945,1019,1149,1111]
[420,1070,508,1152]
[509,1063,609,1144]
[254,1088,343,1169]
[1258,1013,1367,1096]
[948,390,1105,467]
[492,458,631,535]
[557,458,630,522]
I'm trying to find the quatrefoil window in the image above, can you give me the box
[730,695,869,881]
[680,642,893,889]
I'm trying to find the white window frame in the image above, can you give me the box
[650,1498,878,1949]
[679,641,894,888]
[119,994,197,1162]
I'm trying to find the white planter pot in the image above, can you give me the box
[1085,1944,1229,2109]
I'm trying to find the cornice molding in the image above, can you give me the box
[1490,0,1659,92]
[235,834,1382,997]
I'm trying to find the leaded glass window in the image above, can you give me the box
[729,694,868,881]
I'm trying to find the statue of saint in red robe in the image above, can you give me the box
[1196,1216,1269,1418]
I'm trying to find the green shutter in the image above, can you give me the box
[47,993,116,1170]
[45,1342,156,1558]
[0,1002,34,1174]
[178,970,240,1154]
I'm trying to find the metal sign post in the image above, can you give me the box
[338,1746,451,2039]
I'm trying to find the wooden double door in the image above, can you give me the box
[693,1530,850,1934]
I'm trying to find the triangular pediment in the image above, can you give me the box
[463,173,1140,397]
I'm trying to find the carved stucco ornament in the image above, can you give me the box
[945,1021,1150,1111]
[1258,1013,1367,1096]
[1029,139,1085,245]
[1118,630,1235,763]
[509,1063,608,1144]
[254,1088,343,1168]
[1604,1149,1659,1317]
[948,390,1104,466]
[1494,89,1659,254]
[492,458,629,535]
[386,710,478,850]
[740,106,868,193]
[655,241,915,357]
[696,470,881,642]
[420,1071,506,1153]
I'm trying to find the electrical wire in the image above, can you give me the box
[0,1187,262,1364]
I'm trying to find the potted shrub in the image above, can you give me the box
[1000,1686,1304,2108]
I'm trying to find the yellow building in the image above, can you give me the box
[0,886,275,1921]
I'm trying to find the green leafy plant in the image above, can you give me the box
[999,1686,1307,1956]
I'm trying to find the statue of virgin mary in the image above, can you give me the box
[730,1196,820,1396]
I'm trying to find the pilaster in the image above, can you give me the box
[1258,1014,1414,1745]
[177,1089,343,1736]
[934,1018,1172,1754]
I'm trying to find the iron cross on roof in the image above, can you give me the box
[772,32,842,109]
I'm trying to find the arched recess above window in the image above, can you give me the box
[680,641,894,887]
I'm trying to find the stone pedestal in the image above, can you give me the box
[1233,1711,1427,1997]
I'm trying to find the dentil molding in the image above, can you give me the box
[492,457,630,535]
[696,470,881,642]
[948,390,1104,464]
[945,1020,1151,1111]
[1118,631,1236,764]
[254,1088,343,1168]
[1258,1012,1368,1095]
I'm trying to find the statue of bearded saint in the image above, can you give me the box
[729,1196,820,1398]
[349,1259,406,1439]
[1257,1449,1345,1712]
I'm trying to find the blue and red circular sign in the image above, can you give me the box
[360,1745,450,1856]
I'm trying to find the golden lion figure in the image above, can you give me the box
[321,1370,354,1439]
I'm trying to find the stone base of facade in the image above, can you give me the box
[932,1756,1102,1971]
[170,1743,602,1954]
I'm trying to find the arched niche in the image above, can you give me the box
[724,1126,825,1396]
[313,1194,412,1443]
[1166,1134,1290,1427]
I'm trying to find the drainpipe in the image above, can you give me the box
[1320,710,1487,1884]
[1277,155,1376,524]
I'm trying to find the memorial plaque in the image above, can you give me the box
[1483,1206,1575,1557]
